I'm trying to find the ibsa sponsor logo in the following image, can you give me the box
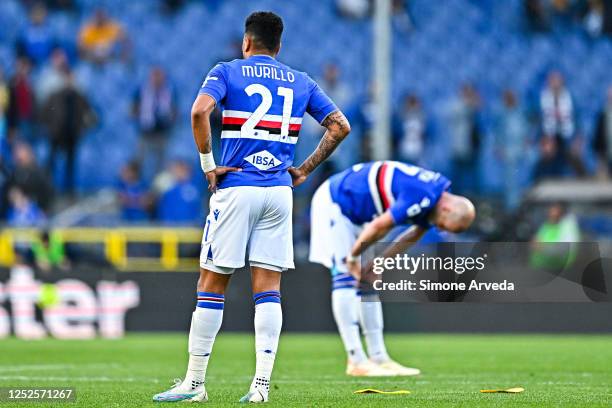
[244,150,281,171]
[0,265,139,340]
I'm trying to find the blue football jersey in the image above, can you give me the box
[328,161,451,228]
[199,55,338,188]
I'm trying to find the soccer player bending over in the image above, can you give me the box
[153,11,350,403]
[309,161,475,376]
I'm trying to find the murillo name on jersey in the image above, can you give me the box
[241,65,296,82]
[199,55,337,188]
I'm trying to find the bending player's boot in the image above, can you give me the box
[375,360,421,376]
[346,360,395,377]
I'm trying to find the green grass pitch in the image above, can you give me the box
[0,333,611,407]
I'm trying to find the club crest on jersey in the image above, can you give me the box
[244,150,282,171]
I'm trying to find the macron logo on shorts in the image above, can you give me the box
[244,150,282,171]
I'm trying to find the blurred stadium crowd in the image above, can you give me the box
[0,0,611,242]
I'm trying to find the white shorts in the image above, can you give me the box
[308,180,361,274]
[200,185,294,274]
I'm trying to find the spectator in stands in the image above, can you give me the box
[535,70,585,179]
[155,160,202,224]
[78,8,128,63]
[0,157,8,220]
[445,83,483,195]
[524,0,550,31]
[16,3,55,66]
[41,69,96,195]
[530,202,581,269]
[7,57,36,142]
[494,90,530,210]
[161,0,186,14]
[351,83,377,162]
[42,0,76,11]
[116,161,151,222]
[9,141,53,212]
[7,187,46,227]
[132,66,176,178]
[549,0,574,30]
[593,85,612,178]
[31,229,70,272]
[582,0,612,37]
[36,48,70,104]
[583,0,605,37]
[536,204,576,241]
[397,94,426,165]
[392,0,414,33]
[0,68,9,217]
[0,68,8,141]
[336,0,370,19]
[321,63,351,110]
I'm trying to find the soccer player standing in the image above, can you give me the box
[153,11,350,403]
[309,161,475,376]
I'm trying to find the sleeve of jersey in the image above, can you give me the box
[198,63,228,104]
[306,78,338,124]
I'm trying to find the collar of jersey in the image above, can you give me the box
[249,54,276,61]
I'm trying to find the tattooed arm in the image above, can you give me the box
[289,110,351,187]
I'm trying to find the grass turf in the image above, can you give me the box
[0,333,611,407]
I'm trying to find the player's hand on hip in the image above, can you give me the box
[288,167,307,187]
[205,166,241,193]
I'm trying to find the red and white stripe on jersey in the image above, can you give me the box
[222,109,303,129]
[220,110,303,144]
[367,161,396,215]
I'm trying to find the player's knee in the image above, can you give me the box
[250,264,282,294]
[197,268,231,294]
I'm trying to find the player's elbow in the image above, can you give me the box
[331,119,351,142]
[339,120,351,138]
[191,98,215,121]
[323,111,351,140]
[191,105,212,121]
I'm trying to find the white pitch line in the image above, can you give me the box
[0,375,159,383]
[0,363,119,372]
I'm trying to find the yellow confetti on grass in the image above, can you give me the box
[354,389,411,395]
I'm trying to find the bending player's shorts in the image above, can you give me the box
[200,185,294,274]
[309,180,361,275]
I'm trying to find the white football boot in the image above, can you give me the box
[239,387,268,403]
[239,378,269,404]
[153,378,208,403]
[375,360,421,376]
[345,360,395,377]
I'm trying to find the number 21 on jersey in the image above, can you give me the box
[241,84,293,140]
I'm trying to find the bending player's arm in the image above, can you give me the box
[346,212,426,279]
[377,225,426,262]
[290,110,351,186]
[191,94,240,192]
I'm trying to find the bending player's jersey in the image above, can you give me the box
[328,161,451,228]
[199,55,338,188]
